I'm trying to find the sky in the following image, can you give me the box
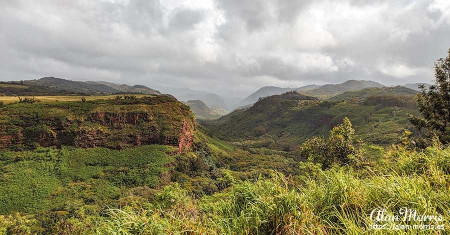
[1,0,450,98]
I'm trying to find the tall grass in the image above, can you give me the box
[95,146,449,234]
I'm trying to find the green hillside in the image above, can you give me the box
[301,80,385,98]
[87,81,161,95]
[329,86,418,102]
[0,77,161,96]
[205,91,419,150]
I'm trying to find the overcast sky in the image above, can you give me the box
[1,0,449,97]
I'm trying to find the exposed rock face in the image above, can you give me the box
[178,119,194,153]
[74,130,107,148]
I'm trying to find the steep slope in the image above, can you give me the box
[329,86,418,102]
[0,95,196,151]
[88,81,161,95]
[302,80,385,98]
[186,100,225,120]
[205,91,418,150]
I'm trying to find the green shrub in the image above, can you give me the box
[300,117,357,168]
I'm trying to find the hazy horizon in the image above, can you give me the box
[1,0,449,97]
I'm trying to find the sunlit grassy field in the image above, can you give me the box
[0,94,154,104]
[0,84,28,89]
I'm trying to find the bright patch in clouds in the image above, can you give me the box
[379,63,420,78]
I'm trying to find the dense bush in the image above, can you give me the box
[300,117,356,168]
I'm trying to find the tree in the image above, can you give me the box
[300,117,356,168]
[328,117,356,164]
[409,49,450,145]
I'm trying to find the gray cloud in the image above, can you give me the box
[169,8,205,31]
[1,0,449,97]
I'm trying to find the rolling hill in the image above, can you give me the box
[295,84,320,92]
[237,80,384,108]
[301,80,385,98]
[205,91,418,150]
[0,77,161,96]
[329,86,418,102]
[87,81,161,95]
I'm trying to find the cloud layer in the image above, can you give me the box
[1,0,449,97]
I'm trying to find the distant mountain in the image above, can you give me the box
[295,84,320,92]
[155,86,234,111]
[302,80,385,98]
[6,77,162,96]
[238,86,298,107]
[199,93,229,111]
[330,86,418,102]
[237,81,380,107]
[185,100,226,120]
[27,77,118,94]
[403,83,431,91]
[0,81,73,96]
[87,81,160,95]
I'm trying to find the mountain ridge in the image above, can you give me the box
[300,80,385,98]
[0,77,162,96]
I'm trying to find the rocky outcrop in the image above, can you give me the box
[178,119,194,153]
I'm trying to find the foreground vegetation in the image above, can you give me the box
[96,145,449,234]
[1,142,448,234]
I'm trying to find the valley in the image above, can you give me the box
[0,73,448,234]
